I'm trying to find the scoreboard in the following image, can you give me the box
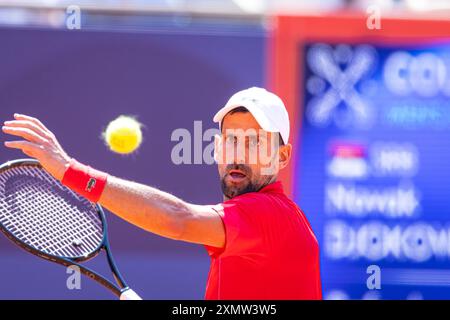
[297,41,450,300]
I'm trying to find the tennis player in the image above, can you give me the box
[2,87,322,300]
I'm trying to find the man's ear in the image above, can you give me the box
[278,143,292,170]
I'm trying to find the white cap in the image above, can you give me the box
[213,87,290,144]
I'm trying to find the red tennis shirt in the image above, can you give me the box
[204,181,322,300]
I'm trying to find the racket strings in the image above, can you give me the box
[1,172,102,257]
[0,165,103,258]
[8,179,99,255]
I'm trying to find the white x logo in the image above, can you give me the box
[306,44,377,129]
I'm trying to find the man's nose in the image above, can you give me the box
[234,143,246,164]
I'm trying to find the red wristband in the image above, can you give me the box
[61,159,108,203]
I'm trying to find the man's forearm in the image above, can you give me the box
[98,176,193,240]
[96,176,225,248]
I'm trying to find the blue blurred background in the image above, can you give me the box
[0,0,450,300]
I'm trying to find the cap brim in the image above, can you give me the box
[213,102,278,133]
[213,104,234,124]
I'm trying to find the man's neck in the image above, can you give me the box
[222,175,278,201]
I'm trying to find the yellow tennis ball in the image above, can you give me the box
[103,116,143,154]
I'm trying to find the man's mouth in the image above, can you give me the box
[227,169,247,183]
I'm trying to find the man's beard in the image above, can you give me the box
[221,177,258,200]
[220,164,260,200]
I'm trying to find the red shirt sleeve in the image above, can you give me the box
[204,193,273,258]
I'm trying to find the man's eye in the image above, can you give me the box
[225,136,235,144]
[249,137,259,147]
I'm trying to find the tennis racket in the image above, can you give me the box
[0,158,141,300]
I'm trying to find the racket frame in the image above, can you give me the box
[0,158,133,298]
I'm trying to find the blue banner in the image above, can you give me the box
[297,42,450,300]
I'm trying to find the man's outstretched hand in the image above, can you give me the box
[2,114,71,181]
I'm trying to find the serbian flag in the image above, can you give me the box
[327,141,368,179]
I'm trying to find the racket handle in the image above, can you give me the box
[120,288,142,300]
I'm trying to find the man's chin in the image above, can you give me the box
[221,180,255,199]
[224,187,244,199]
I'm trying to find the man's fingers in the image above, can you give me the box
[13,114,51,134]
[4,140,43,157]
[2,120,53,140]
[2,126,49,145]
